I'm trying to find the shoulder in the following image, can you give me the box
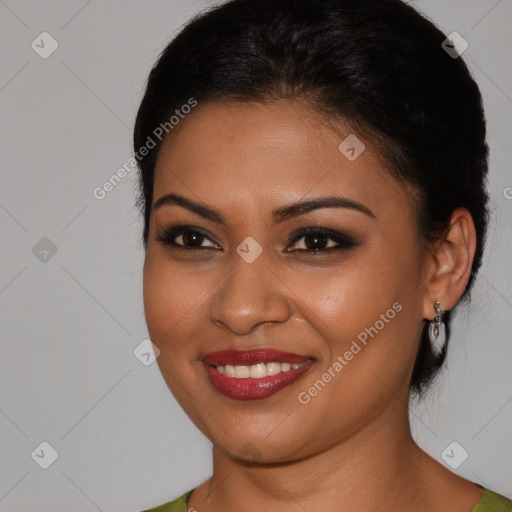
[140,489,195,512]
[471,488,512,512]
[140,487,512,511]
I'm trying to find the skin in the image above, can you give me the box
[143,99,483,512]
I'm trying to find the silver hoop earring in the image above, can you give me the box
[428,301,446,357]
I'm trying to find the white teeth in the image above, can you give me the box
[215,361,307,378]
[266,362,281,375]
[234,365,250,378]
[249,362,266,378]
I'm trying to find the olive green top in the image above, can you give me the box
[141,487,512,511]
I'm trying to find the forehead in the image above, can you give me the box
[152,99,413,222]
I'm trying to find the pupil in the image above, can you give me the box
[184,232,202,246]
[305,234,327,250]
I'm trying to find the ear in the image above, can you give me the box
[422,207,477,320]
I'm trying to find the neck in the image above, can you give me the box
[195,401,440,512]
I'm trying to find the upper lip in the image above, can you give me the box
[202,348,314,366]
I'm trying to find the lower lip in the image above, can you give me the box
[203,362,314,400]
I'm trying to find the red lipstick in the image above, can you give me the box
[202,349,314,400]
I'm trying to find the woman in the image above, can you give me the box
[134,0,511,510]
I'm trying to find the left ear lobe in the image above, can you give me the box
[422,207,477,318]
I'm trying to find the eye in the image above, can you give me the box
[155,226,221,251]
[155,225,359,254]
[285,227,358,254]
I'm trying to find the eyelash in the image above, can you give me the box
[155,225,359,255]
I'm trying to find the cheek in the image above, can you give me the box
[285,251,406,339]
[142,254,211,415]
[142,253,204,345]
[287,242,421,380]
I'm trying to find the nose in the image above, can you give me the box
[209,255,292,335]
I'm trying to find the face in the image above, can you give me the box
[143,99,429,463]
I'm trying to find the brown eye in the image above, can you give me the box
[155,226,220,250]
[286,227,359,253]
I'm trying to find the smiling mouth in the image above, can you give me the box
[214,361,309,378]
[202,349,315,400]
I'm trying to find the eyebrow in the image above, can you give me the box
[152,192,376,224]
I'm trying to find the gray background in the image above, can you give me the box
[0,0,510,511]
